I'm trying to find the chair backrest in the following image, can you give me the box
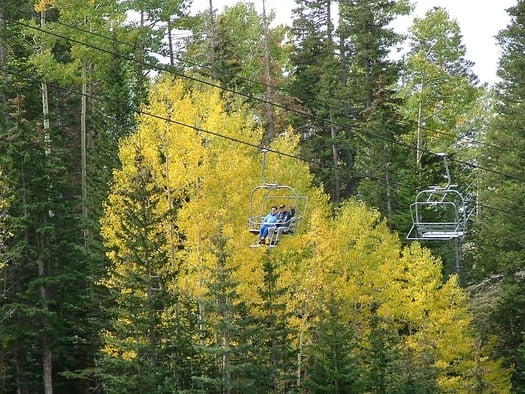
[284,217,299,234]
[406,188,468,241]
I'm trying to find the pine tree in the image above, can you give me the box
[192,231,259,393]
[337,0,411,208]
[2,0,144,388]
[98,143,197,392]
[303,297,361,393]
[475,0,525,276]
[469,2,525,385]
[250,254,297,392]
[359,313,438,393]
[288,0,410,205]
[355,76,412,234]
[288,0,345,203]
[0,89,97,392]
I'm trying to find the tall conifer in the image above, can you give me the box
[473,0,525,386]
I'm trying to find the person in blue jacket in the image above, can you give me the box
[259,205,279,244]
[268,204,295,245]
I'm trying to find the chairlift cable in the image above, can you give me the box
[4,11,525,222]
[5,68,524,221]
[2,10,522,180]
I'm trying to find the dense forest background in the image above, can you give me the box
[0,0,524,392]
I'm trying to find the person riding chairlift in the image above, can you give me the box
[267,204,295,245]
[258,205,279,244]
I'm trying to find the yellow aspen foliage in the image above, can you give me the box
[287,200,511,391]
[34,0,54,13]
[0,174,11,271]
[102,76,318,297]
[100,77,511,391]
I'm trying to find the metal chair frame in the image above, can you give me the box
[248,150,308,246]
[406,154,472,241]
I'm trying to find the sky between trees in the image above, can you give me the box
[190,0,514,85]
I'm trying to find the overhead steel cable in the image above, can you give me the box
[4,75,523,218]
[24,11,511,155]
[29,10,508,157]
[4,67,413,190]
[2,11,525,184]
[7,67,524,219]
[3,11,500,165]
[2,14,302,120]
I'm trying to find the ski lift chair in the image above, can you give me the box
[406,187,467,240]
[248,149,308,247]
[248,183,308,247]
[406,154,471,241]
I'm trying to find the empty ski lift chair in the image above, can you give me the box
[406,154,469,241]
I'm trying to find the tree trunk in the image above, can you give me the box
[39,11,53,394]
[207,0,216,77]
[81,62,89,246]
[167,17,175,66]
[162,140,179,295]
[15,342,30,394]
[297,324,304,389]
[330,122,341,204]
[0,6,7,130]
[416,81,424,169]
[219,260,231,393]
[38,236,52,394]
[385,160,392,222]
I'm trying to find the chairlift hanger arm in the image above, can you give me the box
[430,153,452,190]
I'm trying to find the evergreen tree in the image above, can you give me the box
[338,0,410,208]
[289,0,409,204]
[0,88,96,393]
[288,0,345,203]
[355,76,412,234]
[249,254,297,392]
[359,313,438,393]
[491,280,525,392]
[303,298,361,393]
[472,2,525,380]
[0,1,158,390]
[475,0,525,276]
[192,231,258,393]
[98,144,197,392]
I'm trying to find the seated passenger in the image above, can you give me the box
[258,206,279,244]
[268,204,295,245]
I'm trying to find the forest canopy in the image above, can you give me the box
[1,0,524,392]
[98,77,510,392]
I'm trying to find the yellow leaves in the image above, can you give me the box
[291,196,501,390]
[100,330,138,361]
[99,77,510,391]
[103,78,264,292]
[379,243,443,323]
[34,0,54,13]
